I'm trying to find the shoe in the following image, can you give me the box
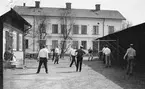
[36,72,39,74]
[46,72,48,74]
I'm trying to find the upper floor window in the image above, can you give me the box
[61,24,67,34]
[108,26,114,34]
[93,26,99,35]
[52,24,58,34]
[73,25,79,34]
[12,31,17,50]
[81,41,87,49]
[81,25,87,34]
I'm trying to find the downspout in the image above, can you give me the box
[33,16,35,52]
[102,18,105,36]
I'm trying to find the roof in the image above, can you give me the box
[96,22,145,40]
[0,8,31,32]
[13,6,126,20]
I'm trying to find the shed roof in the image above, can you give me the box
[0,8,31,32]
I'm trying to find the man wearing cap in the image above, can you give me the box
[36,45,49,74]
[75,45,86,72]
[124,44,136,75]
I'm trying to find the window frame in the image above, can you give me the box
[52,24,58,34]
[12,31,17,50]
[81,41,87,49]
[93,25,99,35]
[19,34,23,51]
[81,25,87,34]
[73,25,79,34]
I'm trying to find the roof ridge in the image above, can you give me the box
[14,5,119,12]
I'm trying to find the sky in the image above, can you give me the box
[0,0,145,26]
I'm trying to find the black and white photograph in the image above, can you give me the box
[0,0,145,89]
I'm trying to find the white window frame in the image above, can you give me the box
[19,34,23,51]
[12,31,17,50]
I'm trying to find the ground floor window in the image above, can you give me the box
[52,40,58,48]
[72,41,78,49]
[81,41,87,49]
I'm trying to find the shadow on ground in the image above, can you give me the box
[14,73,37,75]
[83,59,145,89]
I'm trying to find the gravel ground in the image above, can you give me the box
[3,57,145,89]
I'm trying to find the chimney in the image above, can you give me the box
[66,2,71,9]
[35,1,40,8]
[95,4,100,11]
[23,3,26,6]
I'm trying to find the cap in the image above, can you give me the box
[80,45,83,48]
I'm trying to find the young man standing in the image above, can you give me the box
[54,46,60,64]
[103,45,111,68]
[36,45,49,74]
[124,44,136,75]
[69,46,77,67]
[88,47,93,61]
[75,46,86,72]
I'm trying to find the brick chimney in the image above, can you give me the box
[66,2,71,9]
[23,3,26,6]
[35,1,40,8]
[95,4,100,11]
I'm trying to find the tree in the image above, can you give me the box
[122,20,132,29]
[59,9,75,58]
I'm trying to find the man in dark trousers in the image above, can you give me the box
[75,45,86,72]
[124,44,136,75]
[36,45,49,74]
[69,46,77,67]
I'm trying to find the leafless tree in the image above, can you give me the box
[122,20,132,30]
[59,9,75,58]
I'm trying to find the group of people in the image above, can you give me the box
[100,44,136,76]
[36,45,87,74]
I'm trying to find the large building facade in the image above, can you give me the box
[14,1,126,54]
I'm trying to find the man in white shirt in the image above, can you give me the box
[36,45,49,74]
[69,46,77,67]
[103,45,111,68]
[54,46,60,64]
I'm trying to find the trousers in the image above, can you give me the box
[37,57,48,73]
[76,57,83,72]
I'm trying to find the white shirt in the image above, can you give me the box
[104,47,111,56]
[70,48,76,56]
[38,48,49,59]
[55,47,60,54]
[102,47,106,54]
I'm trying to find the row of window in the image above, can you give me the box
[43,24,114,35]
[52,24,99,35]
[25,40,87,50]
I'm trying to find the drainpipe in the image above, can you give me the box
[102,18,105,36]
